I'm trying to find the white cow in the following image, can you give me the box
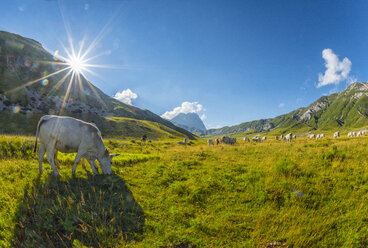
[252,136,261,142]
[262,136,267,142]
[284,133,293,143]
[208,139,214,146]
[34,115,119,176]
[243,137,250,142]
[309,134,315,139]
[317,134,325,139]
[280,134,284,140]
[333,132,340,139]
[292,135,296,140]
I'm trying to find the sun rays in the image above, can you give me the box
[5,28,117,116]
[3,2,129,115]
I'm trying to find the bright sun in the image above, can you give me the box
[66,55,86,74]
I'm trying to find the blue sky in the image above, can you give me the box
[1,0,367,128]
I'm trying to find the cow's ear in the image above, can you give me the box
[110,154,120,158]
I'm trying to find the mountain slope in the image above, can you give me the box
[204,82,368,136]
[0,31,195,139]
[170,113,206,132]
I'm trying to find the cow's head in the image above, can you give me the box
[98,149,120,175]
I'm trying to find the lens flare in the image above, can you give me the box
[12,105,21,113]
[41,79,49,86]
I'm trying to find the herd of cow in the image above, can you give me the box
[32,115,368,177]
[207,130,367,146]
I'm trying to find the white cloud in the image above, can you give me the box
[113,89,138,105]
[279,103,285,108]
[161,101,203,120]
[317,48,352,88]
[200,114,207,121]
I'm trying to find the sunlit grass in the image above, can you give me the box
[1,135,368,247]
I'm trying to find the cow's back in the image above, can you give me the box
[39,116,101,153]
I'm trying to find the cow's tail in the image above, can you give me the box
[34,116,48,152]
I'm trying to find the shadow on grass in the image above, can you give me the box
[13,173,145,247]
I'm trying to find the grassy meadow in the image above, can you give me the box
[1,134,368,247]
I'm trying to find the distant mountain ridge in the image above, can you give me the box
[0,31,195,139]
[170,113,206,133]
[204,82,368,136]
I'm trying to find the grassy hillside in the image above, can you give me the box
[0,110,187,140]
[204,82,368,137]
[2,135,368,247]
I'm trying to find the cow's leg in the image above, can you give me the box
[87,159,99,175]
[46,145,60,176]
[54,150,60,168]
[72,150,86,176]
[38,143,46,174]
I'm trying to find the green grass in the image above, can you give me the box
[2,135,368,247]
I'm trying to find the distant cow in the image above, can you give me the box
[292,135,296,140]
[178,138,188,145]
[275,136,279,141]
[284,133,293,143]
[222,136,236,145]
[280,134,284,141]
[333,132,340,139]
[309,134,315,139]
[208,139,214,146]
[317,134,325,139]
[243,137,250,142]
[34,115,119,177]
[141,134,147,142]
[252,136,261,142]
[262,136,267,142]
[215,138,220,145]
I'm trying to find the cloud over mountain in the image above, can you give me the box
[113,89,138,105]
[161,101,203,120]
[317,48,352,88]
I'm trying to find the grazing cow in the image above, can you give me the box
[208,139,214,146]
[317,134,325,139]
[280,134,284,141]
[222,136,236,145]
[215,138,220,145]
[243,137,250,142]
[34,115,119,176]
[347,132,353,137]
[357,131,363,137]
[309,134,315,139]
[333,132,340,139]
[178,138,188,145]
[292,135,296,140]
[141,134,147,142]
[252,136,261,142]
[262,136,267,142]
[284,133,293,143]
[275,136,279,141]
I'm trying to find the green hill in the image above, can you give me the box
[0,31,195,139]
[204,82,368,136]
